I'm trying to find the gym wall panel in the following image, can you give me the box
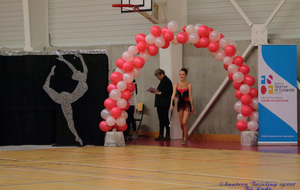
[0,0,24,48]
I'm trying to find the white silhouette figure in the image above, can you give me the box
[43,53,88,146]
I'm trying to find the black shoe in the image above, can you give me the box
[163,136,171,141]
[125,136,133,141]
[155,134,164,141]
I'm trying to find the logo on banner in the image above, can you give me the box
[261,75,273,94]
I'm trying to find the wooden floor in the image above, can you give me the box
[1,139,300,190]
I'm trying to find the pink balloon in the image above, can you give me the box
[123,61,134,73]
[107,83,117,93]
[248,121,258,131]
[116,58,125,69]
[238,65,250,75]
[104,98,116,110]
[208,41,220,52]
[243,75,255,87]
[232,81,242,90]
[177,32,189,44]
[99,121,113,132]
[248,88,258,98]
[224,45,236,57]
[110,72,123,84]
[240,94,252,106]
[150,25,162,37]
[236,120,248,131]
[122,101,130,111]
[147,44,159,56]
[126,82,136,92]
[133,56,145,68]
[110,106,122,118]
[197,25,209,37]
[233,56,244,66]
[241,106,253,117]
[135,33,146,43]
[163,31,174,42]
[235,90,243,99]
[121,90,131,100]
[115,123,127,132]
[136,41,147,52]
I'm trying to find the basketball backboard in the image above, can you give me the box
[121,0,152,13]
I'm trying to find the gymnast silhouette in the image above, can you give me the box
[43,53,88,146]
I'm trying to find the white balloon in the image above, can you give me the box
[123,72,134,83]
[154,37,165,48]
[121,110,128,119]
[250,98,258,110]
[223,56,233,65]
[237,113,248,121]
[116,116,126,126]
[219,37,230,48]
[188,32,199,44]
[232,71,244,83]
[215,50,225,61]
[139,52,150,62]
[250,111,258,121]
[229,40,237,47]
[209,31,220,42]
[132,68,141,77]
[117,81,127,91]
[117,98,127,109]
[145,34,156,44]
[171,36,179,45]
[228,64,239,73]
[106,116,116,126]
[168,21,178,32]
[195,23,203,31]
[100,109,111,120]
[115,67,125,74]
[186,24,195,35]
[128,45,138,54]
[240,84,250,94]
[109,89,121,100]
[248,120,258,131]
[234,101,243,113]
[122,51,134,62]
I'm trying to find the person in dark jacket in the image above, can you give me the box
[152,69,173,141]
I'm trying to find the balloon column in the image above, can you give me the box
[99,21,258,133]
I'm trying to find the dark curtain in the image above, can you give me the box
[0,52,108,146]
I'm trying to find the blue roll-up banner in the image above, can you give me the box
[258,45,298,145]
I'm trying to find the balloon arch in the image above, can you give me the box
[99,21,259,133]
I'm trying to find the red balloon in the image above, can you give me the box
[150,25,162,37]
[147,44,159,56]
[232,81,242,90]
[199,37,210,48]
[208,41,220,52]
[220,33,224,39]
[123,61,134,73]
[122,101,130,111]
[110,106,122,118]
[233,56,244,66]
[116,58,125,69]
[240,94,252,106]
[227,72,233,80]
[107,83,117,93]
[135,33,146,43]
[162,26,168,35]
[110,72,123,84]
[136,41,147,52]
[235,90,243,99]
[238,65,250,75]
[243,75,255,87]
[182,26,186,32]
[104,98,116,110]
[126,82,136,92]
[163,31,174,42]
[121,90,131,100]
[177,32,188,44]
[236,120,248,131]
[162,40,170,49]
[248,88,258,98]
[224,45,236,57]
[115,123,127,132]
[99,121,113,132]
[224,64,229,71]
[241,105,253,117]
[193,39,202,48]
[198,25,209,37]
[133,56,145,68]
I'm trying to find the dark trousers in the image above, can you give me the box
[157,107,170,136]
[124,106,136,137]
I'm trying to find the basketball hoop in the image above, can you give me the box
[112,4,140,12]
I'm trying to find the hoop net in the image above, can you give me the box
[112,4,140,12]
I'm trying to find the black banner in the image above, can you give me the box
[0,51,108,146]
